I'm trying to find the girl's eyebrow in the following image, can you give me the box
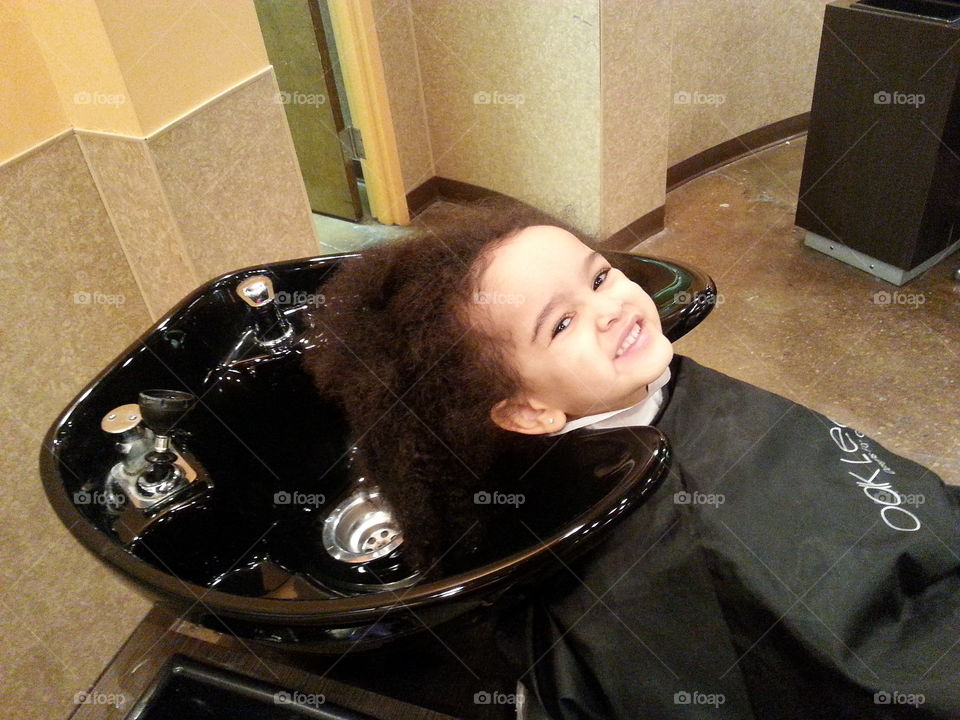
[531,250,602,343]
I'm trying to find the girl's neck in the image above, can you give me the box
[568,382,651,422]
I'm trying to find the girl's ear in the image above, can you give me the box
[490,397,566,435]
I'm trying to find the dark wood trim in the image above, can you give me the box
[666,113,809,192]
[69,605,460,720]
[602,206,666,250]
[405,113,808,247]
[405,176,441,216]
[406,176,510,217]
[405,176,666,249]
[434,177,504,203]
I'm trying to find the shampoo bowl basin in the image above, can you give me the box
[40,251,715,653]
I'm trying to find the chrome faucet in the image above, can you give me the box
[100,403,154,513]
[236,274,294,348]
[202,275,303,387]
[99,390,208,515]
[101,403,154,476]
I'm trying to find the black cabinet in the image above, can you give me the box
[796,0,960,284]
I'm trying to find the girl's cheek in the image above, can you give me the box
[617,276,646,302]
[632,281,653,302]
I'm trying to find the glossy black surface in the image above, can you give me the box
[39,251,715,652]
[129,656,375,720]
[854,0,960,22]
[796,1,960,270]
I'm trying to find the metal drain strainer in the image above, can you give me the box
[322,488,403,563]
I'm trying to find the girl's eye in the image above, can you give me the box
[594,268,610,290]
[550,315,571,339]
[551,267,612,339]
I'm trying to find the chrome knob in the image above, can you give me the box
[236,275,275,307]
[100,404,142,434]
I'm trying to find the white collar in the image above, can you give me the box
[546,367,671,436]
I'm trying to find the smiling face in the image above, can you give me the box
[474,225,674,434]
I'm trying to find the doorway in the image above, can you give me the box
[254,0,364,221]
[253,0,410,236]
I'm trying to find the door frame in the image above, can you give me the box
[326,0,410,225]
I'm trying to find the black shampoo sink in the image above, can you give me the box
[39,251,715,653]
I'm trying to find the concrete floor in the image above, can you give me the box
[311,208,411,254]
[311,179,413,254]
[641,137,959,486]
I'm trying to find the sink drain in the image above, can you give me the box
[322,489,403,563]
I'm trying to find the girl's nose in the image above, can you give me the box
[595,299,623,331]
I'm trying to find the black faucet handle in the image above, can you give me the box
[138,389,196,436]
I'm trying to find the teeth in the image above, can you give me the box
[616,322,641,357]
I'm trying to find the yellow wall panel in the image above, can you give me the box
[19,0,140,136]
[0,0,70,162]
[95,0,270,134]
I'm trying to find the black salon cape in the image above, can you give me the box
[520,355,960,720]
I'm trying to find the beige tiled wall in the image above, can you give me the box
[668,0,832,166]
[0,132,154,720]
[146,70,317,283]
[378,0,603,236]
[376,0,830,238]
[78,69,318,317]
[77,131,200,318]
[372,0,436,197]
[600,0,672,239]
[0,67,318,720]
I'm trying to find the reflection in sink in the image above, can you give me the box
[39,251,714,653]
[854,0,960,23]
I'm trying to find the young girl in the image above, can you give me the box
[304,198,960,719]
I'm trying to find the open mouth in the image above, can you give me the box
[615,320,643,358]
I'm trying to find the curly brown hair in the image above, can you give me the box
[302,197,597,576]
